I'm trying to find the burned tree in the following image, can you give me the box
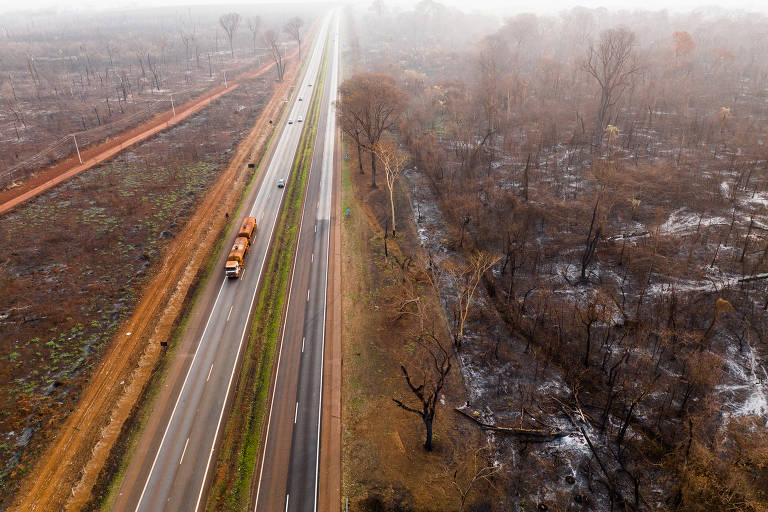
[262,29,285,81]
[219,12,241,58]
[246,16,261,56]
[393,328,451,451]
[584,28,640,149]
[445,251,502,347]
[373,138,409,237]
[283,17,304,61]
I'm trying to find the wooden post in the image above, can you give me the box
[73,134,82,164]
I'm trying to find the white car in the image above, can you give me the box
[288,119,293,124]
[277,178,285,188]
[297,115,303,123]
[298,97,303,101]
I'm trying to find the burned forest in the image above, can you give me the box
[341,2,768,511]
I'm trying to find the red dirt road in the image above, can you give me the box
[0,58,279,216]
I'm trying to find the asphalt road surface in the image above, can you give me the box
[111,14,334,512]
[253,13,340,512]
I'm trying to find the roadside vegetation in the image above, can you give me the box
[205,40,327,512]
[342,3,768,510]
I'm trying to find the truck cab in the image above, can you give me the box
[225,260,242,279]
[225,236,250,279]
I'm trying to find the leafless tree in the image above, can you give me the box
[393,327,451,451]
[584,28,640,149]
[373,138,409,236]
[283,16,304,61]
[446,446,501,512]
[246,16,261,56]
[445,251,502,347]
[262,29,285,81]
[219,12,241,59]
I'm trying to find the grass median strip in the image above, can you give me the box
[205,42,328,512]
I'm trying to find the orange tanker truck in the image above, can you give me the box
[225,216,257,278]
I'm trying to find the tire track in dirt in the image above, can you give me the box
[9,47,305,512]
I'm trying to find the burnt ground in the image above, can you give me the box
[0,74,269,504]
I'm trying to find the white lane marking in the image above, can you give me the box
[227,305,233,322]
[307,289,310,302]
[302,336,305,353]
[206,363,214,382]
[253,16,332,512]
[285,495,290,512]
[294,402,299,423]
[311,253,314,263]
[179,438,190,465]
[135,277,228,511]
[314,223,317,233]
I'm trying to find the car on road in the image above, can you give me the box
[288,119,293,124]
[308,83,312,87]
[277,178,285,188]
[298,97,303,101]
[297,115,303,123]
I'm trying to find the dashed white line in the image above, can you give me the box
[294,402,299,423]
[206,363,214,382]
[179,438,189,465]
[285,495,290,512]
[314,223,317,233]
[307,289,310,302]
[302,336,305,353]
[311,253,314,263]
[227,305,233,322]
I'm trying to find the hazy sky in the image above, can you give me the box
[0,0,766,16]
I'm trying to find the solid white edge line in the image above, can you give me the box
[253,15,332,512]
[194,21,331,512]
[285,494,290,512]
[134,277,227,511]
[295,401,299,423]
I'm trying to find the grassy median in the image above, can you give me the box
[205,40,328,512]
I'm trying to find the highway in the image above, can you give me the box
[111,13,335,512]
[253,13,340,512]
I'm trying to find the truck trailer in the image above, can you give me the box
[225,216,257,278]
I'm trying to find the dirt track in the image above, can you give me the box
[9,49,302,512]
[0,56,285,216]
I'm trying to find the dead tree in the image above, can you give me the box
[584,28,640,149]
[283,17,304,61]
[393,329,451,451]
[246,16,261,56]
[581,196,602,281]
[219,12,241,58]
[262,29,285,81]
[373,138,409,236]
[446,251,502,347]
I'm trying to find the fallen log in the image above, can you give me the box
[454,408,577,442]
[738,273,768,283]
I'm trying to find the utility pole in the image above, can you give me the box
[73,134,82,164]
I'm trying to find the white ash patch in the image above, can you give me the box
[659,208,729,236]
